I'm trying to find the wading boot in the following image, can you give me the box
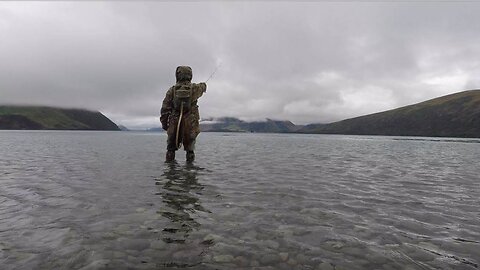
[166,151,175,162]
[186,151,195,162]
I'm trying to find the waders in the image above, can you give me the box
[174,103,195,162]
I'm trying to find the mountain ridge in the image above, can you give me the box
[298,89,480,138]
[0,105,120,130]
[3,89,479,137]
[200,117,302,133]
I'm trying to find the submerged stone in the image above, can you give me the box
[78,260,110,270]
[112,251,124,259]
[213,254,234,263]
[318,262,334,270]
[295,253,308,264]
[287,258,297,265]
[242,230,257,239]
[263,240,280,250]
[277,262,292,270]
[150,241,166,250]
[279,252,289,261]
[114,224,131,233]
[203,234,222,242]
[234,256,249,267]
[342,247,365,257]
[119,239,150,251]
[102,232,116,240]
[260,254,280,265]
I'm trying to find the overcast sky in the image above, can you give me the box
[1,1,480,129]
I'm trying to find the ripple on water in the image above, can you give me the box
[0,131,479,269]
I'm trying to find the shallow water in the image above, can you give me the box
[0,131,479,270]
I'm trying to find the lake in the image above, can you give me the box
[0,131,479,270]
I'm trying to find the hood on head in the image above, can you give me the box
[175,66,193,83]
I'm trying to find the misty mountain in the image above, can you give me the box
[118,125,130,131]
[200,117,302,133]
[299,90,480,138]
[0,106,120,130]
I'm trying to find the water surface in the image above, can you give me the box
[0,131,479,269]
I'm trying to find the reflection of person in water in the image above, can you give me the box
[157,161,209,243]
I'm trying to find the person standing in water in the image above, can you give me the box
[160,66,207,162]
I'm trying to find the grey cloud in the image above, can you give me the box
[1,2,480,128]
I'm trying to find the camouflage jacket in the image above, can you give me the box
[160,82,206,132]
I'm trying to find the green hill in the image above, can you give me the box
[299,90,480,138]
[0,106,120,130]
[200,117,301,133]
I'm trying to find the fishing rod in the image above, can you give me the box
[205,63,222,83]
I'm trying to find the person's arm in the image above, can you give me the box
[160,87,174,130]
[192,82,207,100]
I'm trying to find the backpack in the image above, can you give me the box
[173,83,193,111]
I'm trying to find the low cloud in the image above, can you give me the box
[1,2,479,128]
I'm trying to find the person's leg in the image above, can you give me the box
[165,150,175,162]
[185,139,196,162]
[182,114,197,162]
[166,116,179,162]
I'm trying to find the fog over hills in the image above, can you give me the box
[299,90,480,138]
[2,90,479,138]
[200,117,301,133]
[0,106,120,130]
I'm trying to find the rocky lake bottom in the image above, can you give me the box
[0,131,479,269]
